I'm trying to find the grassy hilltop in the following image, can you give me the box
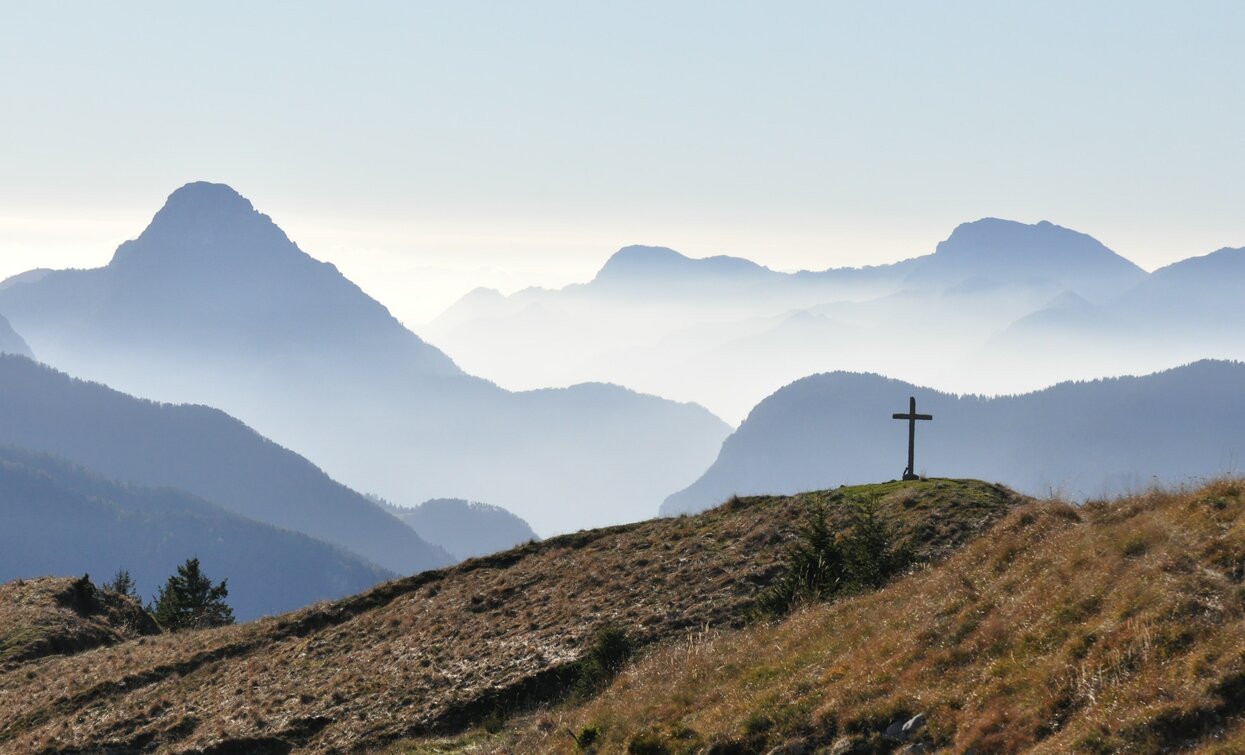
[459,480,1245,754]
[0,479,1019,754]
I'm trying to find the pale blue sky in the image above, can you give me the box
[2,1,1242,322]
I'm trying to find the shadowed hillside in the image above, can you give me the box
[0,355,451,575]
[0,479,1022,753]
[0,446,397,620]
[0,313,31,359]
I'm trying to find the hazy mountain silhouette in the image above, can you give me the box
[427,219,1177,421]
[0,182,459,377]
[663,360,1245,515]
[901,218,1146,301]
[0,314,31,359]
[1115,246,1245,330]
[589,245,780,294]
[381,498,539,561]
[0,183,729,534]
[0,446,394,621]
[0,355,451,574]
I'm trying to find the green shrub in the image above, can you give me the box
[575,724,602,750]
[758,495,911,617]
[572,625,635,701]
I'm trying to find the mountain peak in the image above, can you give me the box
[160,181,256,216]
[915,217,1146,301]
[109,182,292,268]
[592,245,770,286]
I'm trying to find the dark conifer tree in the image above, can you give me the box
[150,558,234,630]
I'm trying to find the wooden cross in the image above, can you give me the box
[892,396,933,481]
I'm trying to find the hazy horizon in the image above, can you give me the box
[4,2,1244,323]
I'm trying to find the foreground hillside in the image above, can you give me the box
[0,479,1020,753]
[0,577,158,668]
[460,479,1245,754]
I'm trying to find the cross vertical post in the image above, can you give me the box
[892,396,933,481]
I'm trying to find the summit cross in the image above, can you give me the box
[892,396,933,481]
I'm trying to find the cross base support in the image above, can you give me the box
[902,472,920,481]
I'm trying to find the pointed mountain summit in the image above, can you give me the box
[0,181,460,377]
[109,181,291,269]
[908,218,1146,302]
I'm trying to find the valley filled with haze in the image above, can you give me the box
[2,3,1243,754]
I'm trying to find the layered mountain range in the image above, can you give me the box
[0,183,730,534]
[428,219,1243,422]
[0,355,449,576]
[0,445,395,621]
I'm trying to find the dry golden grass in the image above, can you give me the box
[0,479,1019,754]
[0,576,158,669]
[468,480,1245,754]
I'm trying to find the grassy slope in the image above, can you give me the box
[0,479,1019,754]
[0,577,159,669]
[448,480,1245,755]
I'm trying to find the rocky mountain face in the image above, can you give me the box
[0,445,398,621]
[0,354,450,576]
[664,359,1245,515]
[0,479,1022,753]
[0,182,730,534]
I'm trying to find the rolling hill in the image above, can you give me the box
[0,479,1023,753]
[663,360,1245,516]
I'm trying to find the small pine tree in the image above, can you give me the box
[758,501,844,616]
[150,558,234,631]
[758,493,912,617]
[841,496,911,589]
[101,569,139,600]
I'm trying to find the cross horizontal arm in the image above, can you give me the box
[892,413,934,420]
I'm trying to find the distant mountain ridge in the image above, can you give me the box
[382,498,539,561]
[0,314,31,359]
[427,218,1242,422]
[663,359,1245,515]
[0,445,395,620]
[0,182,730,534]
[0,355,451,574]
